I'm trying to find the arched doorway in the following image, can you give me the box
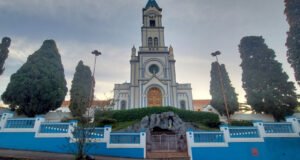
[147,87,162,107]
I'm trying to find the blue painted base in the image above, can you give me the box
[192,137,300,160]
[0,132,144,159]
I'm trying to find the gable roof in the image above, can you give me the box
[144,0,162,11]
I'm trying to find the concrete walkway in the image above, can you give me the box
[0,149,142,160]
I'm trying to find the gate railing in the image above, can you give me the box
[149,134,187,151]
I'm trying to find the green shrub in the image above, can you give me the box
[95,117,117,127]
[230,120,253,126]
[94,107,220,128]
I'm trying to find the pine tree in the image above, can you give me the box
[1,40,67,117]
[239,36,297,121]
[284,0,300,85]
[0,37,11,75]
[210,61,239,116]
[69,61,94,117]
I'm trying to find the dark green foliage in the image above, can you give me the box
[239,36,298,121]
[95,117,117,126]
[94,107,220,128]
[69,61,93,117]
[1,40,67,117]
[230,120,253,126]
[0,37,11,75]
[210,61,239,116]
[284,0,300,85]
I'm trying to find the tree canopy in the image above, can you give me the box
[1,40,67,117]
[0,37,11,75]
[69,61,94,117]
[239,36,297,121]
[284,0,300,85]
[210,61,239,116]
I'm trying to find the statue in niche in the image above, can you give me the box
[168,116,174,129]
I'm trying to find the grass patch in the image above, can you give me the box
[111,120,139,131]
[295,106,300,113]
[191,122,220,131]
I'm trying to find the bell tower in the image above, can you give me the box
[114,0,193,111]
[140,0,167,52]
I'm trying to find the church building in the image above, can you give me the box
[113,0,193,110]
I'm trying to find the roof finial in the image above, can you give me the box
[169,45,173,55]
[131,45,136,57]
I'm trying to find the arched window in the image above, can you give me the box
[180,100,186,110]
[148,37,153,47]
[120,100,126,110]
[154,37,158,47]
[150,20,156,27]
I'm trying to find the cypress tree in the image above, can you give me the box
[210,61,239,116]
[284,0,300,85]
[0,37,11,75]
[239,36,297,121]
[69,61,94,117]
[1,40,67,117]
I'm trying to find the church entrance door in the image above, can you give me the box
[147,87,162,107]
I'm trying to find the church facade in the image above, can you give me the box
[113,0,193,110]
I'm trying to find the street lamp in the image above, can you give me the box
[211,51,230,122]
[88,50,101,111]
[91,50,102,77]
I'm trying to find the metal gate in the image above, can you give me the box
[150,134,178,151]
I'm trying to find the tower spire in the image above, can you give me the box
[144,0,162,11]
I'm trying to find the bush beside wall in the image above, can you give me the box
[95,107,220,128]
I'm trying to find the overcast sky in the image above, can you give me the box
[0,0,298,105]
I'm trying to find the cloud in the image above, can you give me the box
[0,0,298,105]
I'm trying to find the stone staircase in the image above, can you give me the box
[147,151,190,160]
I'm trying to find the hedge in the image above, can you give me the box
[230,120,253,126]
[95,107,220,128]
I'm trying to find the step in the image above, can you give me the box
[147,151,189,160]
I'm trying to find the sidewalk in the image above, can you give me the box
[0,149,142,160]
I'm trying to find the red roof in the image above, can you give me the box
[61,100,111,108]
[193,99,211,106]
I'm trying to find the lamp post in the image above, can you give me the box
[211,51,230,122]
[91,50,102,77]
[88,50,101,112]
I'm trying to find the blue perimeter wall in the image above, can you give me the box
[0,132,144,159]
[192,137,300,160]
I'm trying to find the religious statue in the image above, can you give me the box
[0,37,11,75]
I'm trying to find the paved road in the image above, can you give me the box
[0,149,142,160]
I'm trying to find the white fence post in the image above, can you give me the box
[33,116,45,133]
[220,125,230,143]
[186,130,194,160]
[140,132,146,158]
[104,125,112,143]
[0,113,13,131]
[68,120,78,142]
[253,121,266,138]
[286,117,300,136]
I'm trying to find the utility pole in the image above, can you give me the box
[211,51,230,122]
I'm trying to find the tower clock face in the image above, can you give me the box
[149,64,160,74]
[149,14,155,18]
